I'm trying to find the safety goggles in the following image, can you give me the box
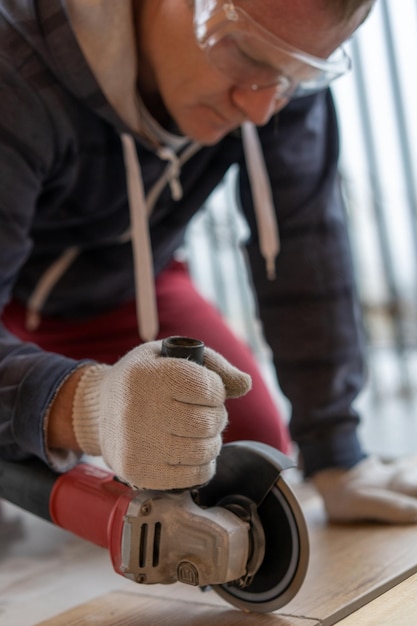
[194,0,351,97]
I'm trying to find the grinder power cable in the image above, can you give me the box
[0,336,309,613]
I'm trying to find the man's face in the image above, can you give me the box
[135,0,371,145]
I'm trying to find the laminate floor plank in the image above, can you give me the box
[34,591,318,626]
[334,572,417,626]
[281,485,417,625]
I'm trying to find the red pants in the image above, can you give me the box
[2,261,290,452]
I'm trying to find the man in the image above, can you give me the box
[1,0,416,522]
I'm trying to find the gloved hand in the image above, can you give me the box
[72,340,251,490]
[312,456,417,524]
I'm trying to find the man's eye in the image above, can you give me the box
[210,33,287,88]
[231,37,274,71]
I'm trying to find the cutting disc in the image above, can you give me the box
[197,441,309,613]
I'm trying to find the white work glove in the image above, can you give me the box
[312,456,417,524]
[72,340,251,490]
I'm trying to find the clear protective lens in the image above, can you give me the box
[194,1,351,95]
[206,31,294,93]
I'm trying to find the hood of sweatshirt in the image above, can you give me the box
[0,0,180,146]
[0,0,133,134]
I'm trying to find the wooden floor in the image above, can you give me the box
[2,470,417,626]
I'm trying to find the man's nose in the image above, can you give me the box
[231,85,288,125]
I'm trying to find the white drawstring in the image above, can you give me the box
[157,146,183,201]
[25,247,80,331]
[241,121,280,279]
[121,123,279,345]
[121,133,159,341]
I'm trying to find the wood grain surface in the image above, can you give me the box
[35,591,317,626]
[335,572,417,626]
[281,484,417,625]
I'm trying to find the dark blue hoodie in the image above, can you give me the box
[0,0,365,475]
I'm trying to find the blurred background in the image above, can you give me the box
[184,0,417,460]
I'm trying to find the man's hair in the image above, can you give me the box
[190,0,376,25]
[324,0,375,21]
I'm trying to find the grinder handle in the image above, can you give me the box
[160,336,205,493]
[161,336,204,364]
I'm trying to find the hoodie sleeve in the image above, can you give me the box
[0,55,84,468]
[238,90,367,476]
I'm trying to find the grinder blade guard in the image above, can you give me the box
[197,440,309,613]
